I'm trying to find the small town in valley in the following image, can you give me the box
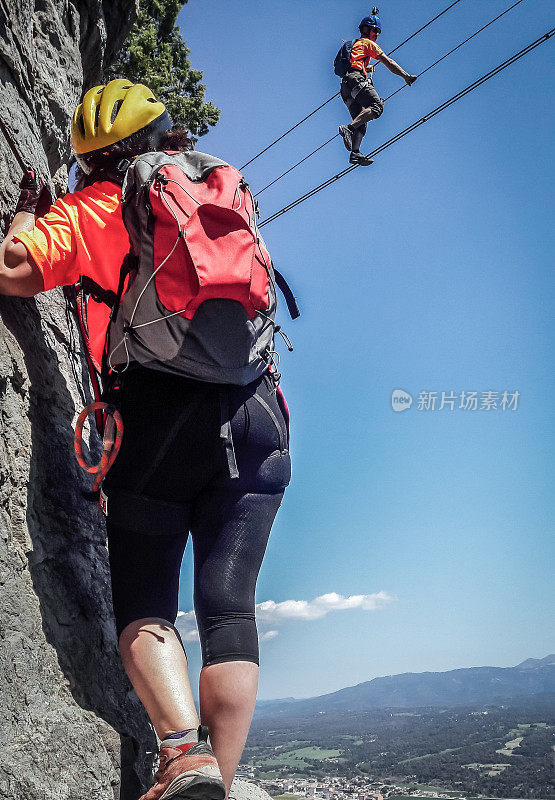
[234,771,470,800]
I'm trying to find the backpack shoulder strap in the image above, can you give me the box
[79,276,117,308]
[274,267,300,320]
[108,253,139,324]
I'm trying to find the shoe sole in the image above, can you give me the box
[338,127,352,152]
[160,774,227,800]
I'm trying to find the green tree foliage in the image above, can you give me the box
[106,0,220,138]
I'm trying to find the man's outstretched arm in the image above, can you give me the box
[0,211,45,297]
[377,52,417,85]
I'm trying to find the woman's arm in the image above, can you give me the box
[0,211,45,296]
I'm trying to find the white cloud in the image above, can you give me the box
[175,591,393,643]
[255,591,394,623]
[259,630,279,641]
[175,610,199,641]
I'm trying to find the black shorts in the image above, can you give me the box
[340,70,383,116]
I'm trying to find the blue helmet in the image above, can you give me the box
[359,14,382,33]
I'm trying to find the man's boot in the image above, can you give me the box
[349,151,374,166]
[338,125,354,151]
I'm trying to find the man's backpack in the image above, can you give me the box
[334,40,355,77]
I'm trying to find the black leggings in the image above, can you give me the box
[103,367,291,666]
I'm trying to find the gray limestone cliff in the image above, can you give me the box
[0,1,159,798]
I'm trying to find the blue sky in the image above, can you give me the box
[173,0,555,700]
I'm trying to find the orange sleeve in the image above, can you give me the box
[370,42,385,60]
[13,198,80,291]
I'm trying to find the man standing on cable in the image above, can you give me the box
[338,11,418,166]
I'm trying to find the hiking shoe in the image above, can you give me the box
[349,151,374,167]
[338,125,354,151]
[139,725,226,800]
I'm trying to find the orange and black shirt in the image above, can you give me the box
[350,37,385,76]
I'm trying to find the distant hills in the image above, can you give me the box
[255,654,555,716]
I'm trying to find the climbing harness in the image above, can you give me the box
[255,0,527,198]
[239,0,464,171]
[258,28,554,229]
[74,402,124,504]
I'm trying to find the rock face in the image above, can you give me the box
[230,779,274,800]
[0,1,168,798]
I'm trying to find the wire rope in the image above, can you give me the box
[258,29,554,229]
[255,0,526,198]
[239,0,465,170]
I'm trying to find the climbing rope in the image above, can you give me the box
[258,29,554,229]
[74,402,124,495]
[255,0,526,198]
[239,0,465,171]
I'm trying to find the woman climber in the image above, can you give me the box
[0,79,292,800]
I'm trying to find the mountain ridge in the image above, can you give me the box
[255,654,555,715]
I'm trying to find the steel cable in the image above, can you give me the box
[255,0,526,198]
[239,0,465,170]
[258,29,554,229]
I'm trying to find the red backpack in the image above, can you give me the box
[67,150,299,403]
[105,149,298,388]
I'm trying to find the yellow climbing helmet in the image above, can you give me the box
[72,79,171,172]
